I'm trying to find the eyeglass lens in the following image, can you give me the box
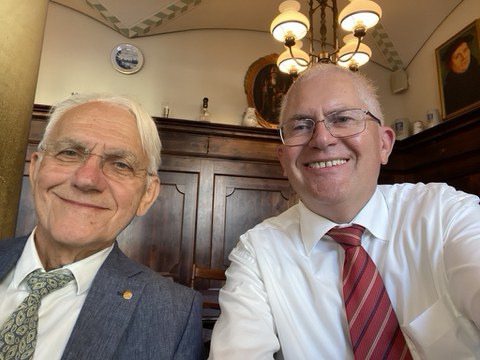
[41,141,148,180]
[280,109,379,146]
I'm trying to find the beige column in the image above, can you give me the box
[0,0,49,239]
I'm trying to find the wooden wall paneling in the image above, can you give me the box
[211,174,295,269]
[193,159,216,268]
[381,108,480,195]
[118,170,199,285]
[19,105,479,289]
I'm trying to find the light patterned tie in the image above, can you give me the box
[328,224,412,360]
[0,269,74,360]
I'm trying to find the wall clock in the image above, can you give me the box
[111,43,144,74]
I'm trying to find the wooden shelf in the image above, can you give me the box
[380,107,480,195]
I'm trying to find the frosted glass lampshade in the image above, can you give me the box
[338,0,382,32]
[337,34,371,68]
[277,41,310,74]
[271,0,310,42]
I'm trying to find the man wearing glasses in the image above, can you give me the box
[0,94,203,359]
[209,64,480,359]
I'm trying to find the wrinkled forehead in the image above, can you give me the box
[282,72,360,113]
[49,102,144,152]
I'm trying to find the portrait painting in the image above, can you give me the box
[435,19,480,119]
[244,54,295,128]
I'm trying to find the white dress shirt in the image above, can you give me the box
[209,182,480,360]
[0,229,113,360]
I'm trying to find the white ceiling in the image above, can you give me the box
[52,0,463,71]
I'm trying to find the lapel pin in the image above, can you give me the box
[121,290,133,300]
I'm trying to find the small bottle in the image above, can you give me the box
[199,97,210,122]
[162,104,170,118]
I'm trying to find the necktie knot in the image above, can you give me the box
[327,224,365,250]
[26,269,75,298]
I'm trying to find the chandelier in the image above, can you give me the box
[270,0,382,74]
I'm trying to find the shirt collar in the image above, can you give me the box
[299,187,390,255]
[14,227,114,295]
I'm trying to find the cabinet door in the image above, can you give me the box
[118,170,198,285]
[211,175,296,268]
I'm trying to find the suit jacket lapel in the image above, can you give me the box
[61,244,147,360]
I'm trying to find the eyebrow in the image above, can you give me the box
[286,113,315,122]
[51,137,141,164]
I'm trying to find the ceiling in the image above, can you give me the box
[52,0,463,71]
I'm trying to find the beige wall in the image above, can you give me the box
[404,0,480,126]
[34,2,397,126]
[35,1,479,127]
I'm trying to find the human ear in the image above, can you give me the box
[29,152,41,191]
[379,126,395,165]
[136,176,160,216]
[276,145,288,177]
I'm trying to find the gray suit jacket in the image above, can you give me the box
[0,236,204,360]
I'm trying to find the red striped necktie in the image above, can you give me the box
[328,224,412,360]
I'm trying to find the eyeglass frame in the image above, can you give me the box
[279,108,382,146]
[38,140,156,180]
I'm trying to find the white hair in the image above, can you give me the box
[39,93,161,175]
[279,63,384,125]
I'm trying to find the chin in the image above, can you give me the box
[50,227,111,248]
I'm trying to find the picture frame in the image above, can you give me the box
[244,54,295,128]
[111,43,144,74]
[435,19,480,119]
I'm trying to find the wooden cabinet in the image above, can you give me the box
[379,107,480,196]
[16,106,296,286]
[16,105,480,286]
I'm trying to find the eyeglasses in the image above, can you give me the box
[279,109,382,146]
[39,141,155,181]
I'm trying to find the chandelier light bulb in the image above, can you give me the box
[338,0,382,32]
[270,0,310,43]
[337,34,372,68]
[277,40,310,75]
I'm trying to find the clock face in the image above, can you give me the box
[111,43,144,74]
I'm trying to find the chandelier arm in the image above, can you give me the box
[287,44,314,67]
[339,35,363,63]
[270,0,381,73]
[309,0,315,56]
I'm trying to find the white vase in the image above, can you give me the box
[243,107,258,127]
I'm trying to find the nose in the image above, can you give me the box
[307,120,338,148]
[71,154,107,191]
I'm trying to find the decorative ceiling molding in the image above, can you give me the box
[371,23,405,71]
[86,0,203,38]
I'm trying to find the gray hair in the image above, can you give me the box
[39,93,162,175]
[279,63,384,125]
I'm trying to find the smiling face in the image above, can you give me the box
[29,101,160,267]
[277,70,394,223]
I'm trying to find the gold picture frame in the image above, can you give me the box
[435,20,480,119]
[244,54,295,128]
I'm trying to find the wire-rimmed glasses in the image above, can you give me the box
[39,141,155,181]
[279,109,382,146]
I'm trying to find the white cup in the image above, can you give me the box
[426,108,441,127]
[393,118,410,140]
[413,121,424,134]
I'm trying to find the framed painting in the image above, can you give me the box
[244,54,295,128]
[435,19,480,119]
